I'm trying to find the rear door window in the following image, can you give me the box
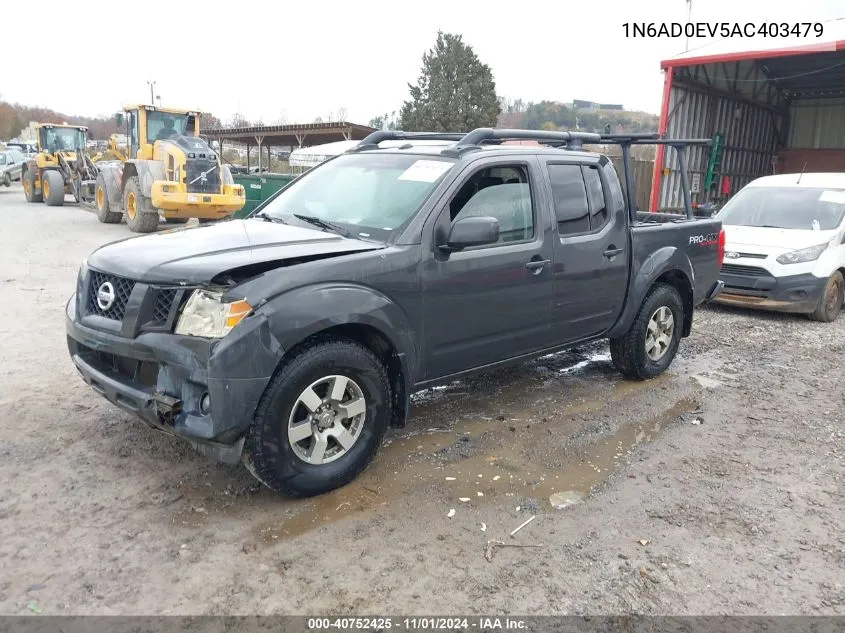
[548,164,590,235]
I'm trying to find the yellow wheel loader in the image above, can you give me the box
[93,105,245,233]
[21,124,99,207]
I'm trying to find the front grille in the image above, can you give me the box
[151,289,177,324]
[185,158,220,194]
[720,264,770,277]
[736,252,767,260]
[86,271,135,320]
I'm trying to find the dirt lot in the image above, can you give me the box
[0,182,842,616]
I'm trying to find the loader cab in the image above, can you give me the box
[116,105,201,160]
[37,125,86,156]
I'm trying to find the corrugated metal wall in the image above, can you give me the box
[789,98,845,148]
[658,82,784,209]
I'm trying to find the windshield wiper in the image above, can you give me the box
[293,213,354,239]
[253,211,286,224]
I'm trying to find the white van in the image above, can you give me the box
[714,173,845,322]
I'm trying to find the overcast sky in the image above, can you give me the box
[3,0,843,124]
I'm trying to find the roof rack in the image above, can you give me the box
[351,131,467,152]
[597,134,712,220]
[444,128,603,155]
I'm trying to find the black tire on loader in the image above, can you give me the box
[95,174,122,224]
[123,176,159,233]
[24,169,43,203]
[43,170,66,206]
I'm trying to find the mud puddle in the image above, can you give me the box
[249,361,697,542]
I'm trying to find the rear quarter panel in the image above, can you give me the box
[608,217,721,338]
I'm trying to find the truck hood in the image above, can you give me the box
[723,224,838,254]
[87,219,384,284]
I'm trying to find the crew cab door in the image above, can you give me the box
[420,156,553,379]
[542,156,629,343]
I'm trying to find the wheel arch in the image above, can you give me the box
[654,269,693,336]
[608,246,695,339]
[253,283,418,428]
[294,323,408,428]
[124,159,165,198]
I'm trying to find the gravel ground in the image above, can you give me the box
[0,183,842,615]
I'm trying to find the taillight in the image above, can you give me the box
[717,228,726,269]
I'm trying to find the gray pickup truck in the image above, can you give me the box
[66,128,724,497]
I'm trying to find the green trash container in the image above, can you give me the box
[231,172,295,219]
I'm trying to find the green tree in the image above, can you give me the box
[368,111,399,131]
[399,32,500,132]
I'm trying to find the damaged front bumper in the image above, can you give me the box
[65,294,282,463]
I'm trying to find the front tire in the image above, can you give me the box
[123,176,159,233]
[95,174,121,223]
[243,338,391,498]
[43,170,65,206]
[809,271,844,323]
[3,173,10,187]
[610,283,684,380]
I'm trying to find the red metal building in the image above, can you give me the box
[651,18,845,211]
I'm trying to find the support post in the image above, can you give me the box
[255,135,264,172]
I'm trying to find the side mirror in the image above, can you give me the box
[114,113,124,126]
[439,216,500,252]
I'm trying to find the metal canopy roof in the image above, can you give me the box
[198,121,377,147]
[661,18,845,100]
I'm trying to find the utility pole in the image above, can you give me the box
[146,80,156,105]
[685,0,692,52]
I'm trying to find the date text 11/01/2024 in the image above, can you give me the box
[307,617,528,630]
[623,22,824,38]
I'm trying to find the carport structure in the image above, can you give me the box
[199,121,376,171]
[651,18,845,210]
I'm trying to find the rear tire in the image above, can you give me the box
[95,174,121,223]
[24,170,43,203]
[123,176,159,233]
[809,271,844,323]
[243,338,391,498]
[43,170,65,206]
[610,283,684,380]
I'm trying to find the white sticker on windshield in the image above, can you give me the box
[819,190,845,204]
[398,160,452,183]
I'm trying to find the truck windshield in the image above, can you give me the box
[40,127,86,153]
[256,153,456,241]
[719,186,845,231]
[147,112,190,142]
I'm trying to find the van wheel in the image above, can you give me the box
[809,271,844,323]
[95,174,121,223]
[610,283,683,380]
[243,338,391,498]
[43,170,66,206]
[124,177,159,233]
[24,170,43,203]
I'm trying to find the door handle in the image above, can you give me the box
[603,247,624,258]
[525,258,551,272]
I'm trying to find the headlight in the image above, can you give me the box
[175,289,252,338]
[776,243,828,265]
